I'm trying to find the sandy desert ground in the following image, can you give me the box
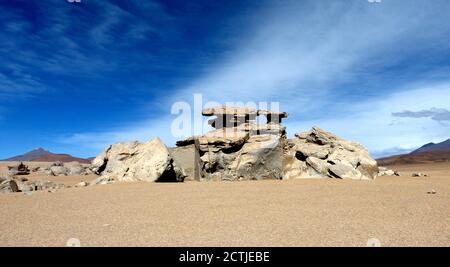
[0,161,449,247]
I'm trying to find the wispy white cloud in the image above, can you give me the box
[56,0,450,156]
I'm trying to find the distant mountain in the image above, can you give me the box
[411,139,450,153]
[2,148,92,163]
[377,139,450,166]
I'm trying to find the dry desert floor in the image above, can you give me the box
[0,161,449,247]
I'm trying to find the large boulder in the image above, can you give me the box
[170,143,202,181]
[91,138,186,182]
[48,165,68,176]
[285,127,378,180]
[198,134,283,181]
[0,179,19,193]
[229,135,283,180]
[66,162,88,176]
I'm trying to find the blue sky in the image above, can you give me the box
[1,0,450,159]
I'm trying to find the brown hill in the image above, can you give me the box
[378,138,450,166]
[377,150,450,166]
[2,148,91,164]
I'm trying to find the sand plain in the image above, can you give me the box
[0,161,449,247]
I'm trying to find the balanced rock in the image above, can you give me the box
[91,137,186,182]
[177,106,288,181]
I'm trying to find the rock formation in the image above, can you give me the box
[176,106,287,181]
[86,105,378,183]
[175,106,378,181]
[91,137,186,182]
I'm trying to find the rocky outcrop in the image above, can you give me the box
[85,106,377,182]
[91,138,186,182]
[176,106,287,181]
[175,107,377,181]
[285,127,378,180]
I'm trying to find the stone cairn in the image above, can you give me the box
[7,162,30,176]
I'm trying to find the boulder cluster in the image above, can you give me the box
[33,161,92,176]
[0,175,65,194]
[92,106,379,182]
[1,161,92,194]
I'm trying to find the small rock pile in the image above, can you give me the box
[412,172,429,177]
[377,166,400,176]
[7,162,30,175]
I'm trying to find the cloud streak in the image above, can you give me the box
[392,108,450,122]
